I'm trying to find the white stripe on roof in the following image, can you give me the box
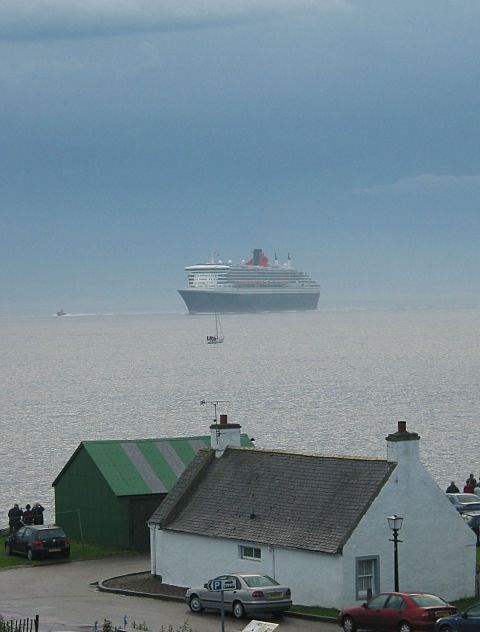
[189,438,210,453]
[121,443,168,494]
[154,442,186,478]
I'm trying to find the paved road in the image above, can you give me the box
[0,556,339,632]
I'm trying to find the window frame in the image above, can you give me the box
[239,544,262,561]
[355,555,380,601]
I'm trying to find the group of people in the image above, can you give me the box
[446,473,480,495]
[7,502,45,533]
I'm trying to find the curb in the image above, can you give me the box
[285,611,337,623]
[97,575,337,623]
[98,574,186,603]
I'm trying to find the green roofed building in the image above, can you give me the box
[53,433,254,550]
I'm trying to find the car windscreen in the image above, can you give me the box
[410,594,448,607]
[243,575,279,588]
[39,529,66,540]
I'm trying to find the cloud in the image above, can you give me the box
[0,0,352,41]
[354,173,480,196]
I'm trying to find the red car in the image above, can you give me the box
[338,592,458,632]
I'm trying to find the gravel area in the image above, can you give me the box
[102,572,187,599]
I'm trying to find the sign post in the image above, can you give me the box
[221,589,225,632]
[206,578,236,632]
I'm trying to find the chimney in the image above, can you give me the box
[386,421,420,463]
[210,414,242,457]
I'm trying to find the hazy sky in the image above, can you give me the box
[2,0,480,313]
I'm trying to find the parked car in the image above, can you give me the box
[5,525,70,560]
[185,573,292,619]
[434,602,480,631]
[446,493,480,513]
[338,592,457,632]
[461,511,480,533]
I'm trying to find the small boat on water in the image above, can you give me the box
[55,309,66,317]
[206,313,224,344]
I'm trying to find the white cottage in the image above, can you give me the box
[148,417,476,608]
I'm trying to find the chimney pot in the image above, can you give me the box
[219,414,228,425]
[386,421,420,463]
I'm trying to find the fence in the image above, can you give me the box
[0,616,39,632]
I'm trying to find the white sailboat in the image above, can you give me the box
[206,313,224,344]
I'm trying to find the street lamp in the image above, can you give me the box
[387,515,403,592]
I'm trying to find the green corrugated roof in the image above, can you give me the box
[60,434,253,497]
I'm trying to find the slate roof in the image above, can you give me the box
[52,435,254,496]
[149,447,396,554]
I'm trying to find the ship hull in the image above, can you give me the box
[178,288,320,314]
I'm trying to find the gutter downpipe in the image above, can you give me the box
[269,544,276,579]
[150,526,157,576]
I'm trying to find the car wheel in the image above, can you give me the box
[438,626,453,632]
[62,550,70,558]
[399,622,413,632]
[232,601,245,619]
[188,595,204,613]
[27,548,35,561]
[5,543,12,556]
[342,615,356,632]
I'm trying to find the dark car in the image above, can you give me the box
[446,493,480,513]
[185,573,292,619]
[461,511,480,533]
[338,592,457,632]
[5,525,70,560]
[434,602,480,631]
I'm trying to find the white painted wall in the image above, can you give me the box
[341,437,476,605]
[273,545,342,607]
[150,528,343,607]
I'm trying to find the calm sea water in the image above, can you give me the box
[1,308,479,525]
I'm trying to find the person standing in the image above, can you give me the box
[23,504,34,525]
[32,502,44,525]
[446,481,459,493]
[8,503,23,533]
[467,473,477,488]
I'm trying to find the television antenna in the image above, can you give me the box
[200,399,229,424]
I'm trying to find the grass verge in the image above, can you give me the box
[0,534,138,569]
[289,604,339,618]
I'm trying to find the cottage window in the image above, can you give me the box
[355,556,379,600]
[239,545,261,561]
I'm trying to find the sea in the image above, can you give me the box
[1,307,479,526]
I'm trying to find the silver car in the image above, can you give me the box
[185,573,292,619]
[446,493,480,513]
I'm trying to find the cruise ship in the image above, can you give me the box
[178,249,320,314]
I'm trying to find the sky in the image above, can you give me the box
[1,0,480,314]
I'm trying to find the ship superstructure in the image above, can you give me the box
[178,248,320,314]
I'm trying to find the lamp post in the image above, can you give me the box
[387,514,403,592]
